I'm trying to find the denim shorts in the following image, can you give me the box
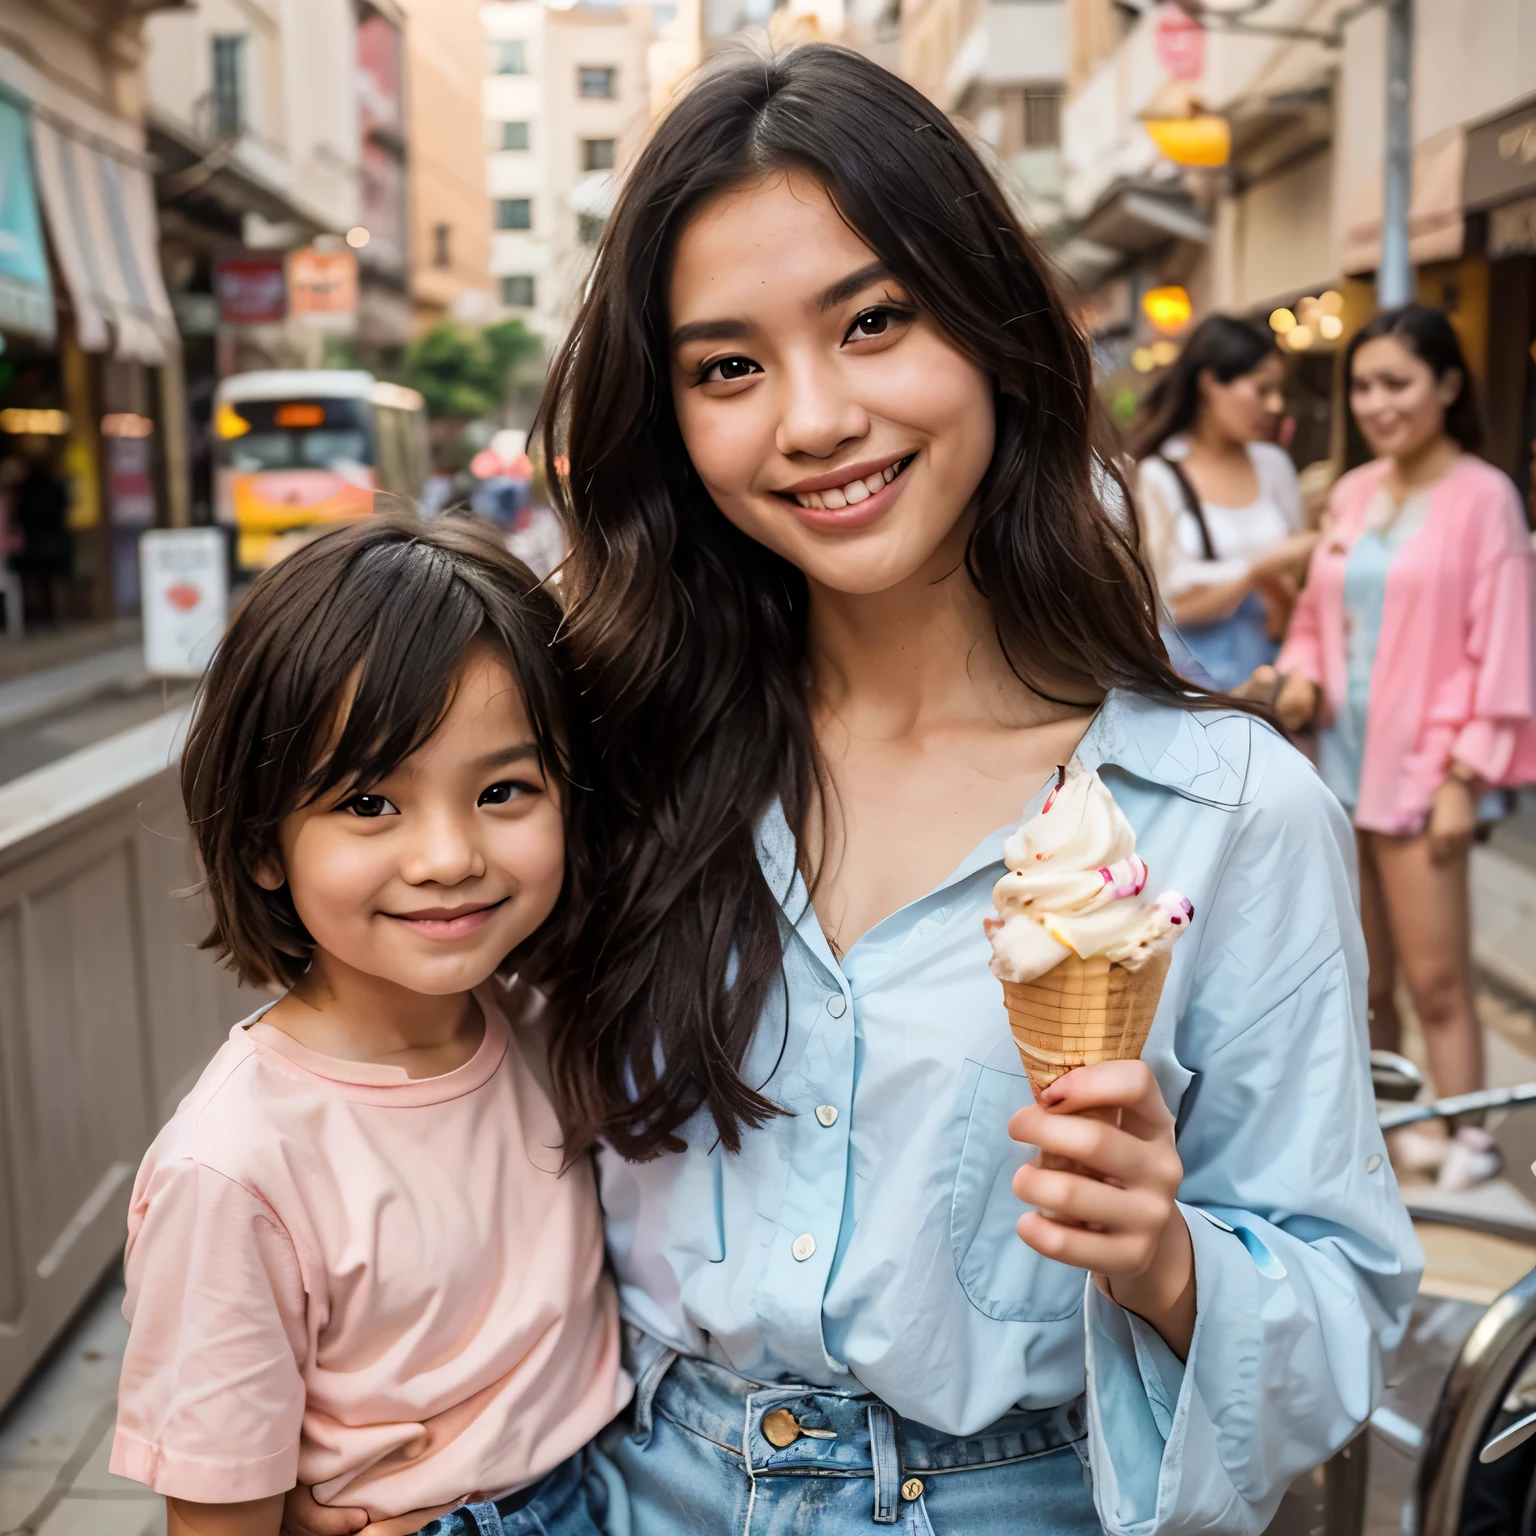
[414,1451,611,1536]
[596,1344,1099,1535]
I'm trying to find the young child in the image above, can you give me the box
[110,510,629,1536]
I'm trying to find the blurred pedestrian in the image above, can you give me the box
[10,440,71,626]
[1129,315,1319,691]
[1269,304,1536,1190]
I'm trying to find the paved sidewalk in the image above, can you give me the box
[0,1279,161,1536]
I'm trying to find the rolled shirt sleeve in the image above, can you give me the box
[1449,496,1536,781]
[111,1159,309,1503]
[1082,744,1421,1535]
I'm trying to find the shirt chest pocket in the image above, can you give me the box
[949,1060,1085,1323]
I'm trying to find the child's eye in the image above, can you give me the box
[346,794,399,818]
[478,780,536,807]
[700,356,761,385]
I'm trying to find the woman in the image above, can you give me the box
[1130,316,1318,691]
[1272,305,1536,1191]
[287,45,1416,1536]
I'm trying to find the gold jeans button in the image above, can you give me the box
[762,1407,801,1448]
[901,1477,925,1501]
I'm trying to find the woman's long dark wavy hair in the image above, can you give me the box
[1124,314,1279,461]
[535,44,1210,1162]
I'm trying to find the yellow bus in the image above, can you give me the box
[214,370,430,571]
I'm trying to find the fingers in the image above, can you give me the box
[1012,1159,1173,1231]
[1016,1211,1162,1277]
[1010,1105,1183,1191]
[281,1490,369,1536]
[1035,1060,1174,1136]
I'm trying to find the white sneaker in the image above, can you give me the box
[1438,1127,1503,1192]
[1389,1127,1450,1176]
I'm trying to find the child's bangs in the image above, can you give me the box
[299,541,527,805]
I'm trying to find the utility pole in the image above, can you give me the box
[1377,0,1413,307]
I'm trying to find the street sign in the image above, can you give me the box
[140,528,227,677]
[215,254,286,325]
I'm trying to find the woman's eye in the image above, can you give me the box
[346,794,398,818]
[479,780,536,807]
[702,356,761,384]
[845,305,910,343]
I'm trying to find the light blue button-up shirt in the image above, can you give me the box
[598,691,1421,1534]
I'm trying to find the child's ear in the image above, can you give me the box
[250,857,286,892]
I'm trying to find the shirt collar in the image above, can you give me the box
[754,691,1264,920]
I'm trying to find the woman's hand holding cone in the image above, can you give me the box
[1009,1059,1196,1360]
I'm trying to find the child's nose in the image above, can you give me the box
[400,808,483,886]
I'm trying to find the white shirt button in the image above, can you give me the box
[792,1232,817,1262]
[826,993,848,1018]
[815,1104,839,1127]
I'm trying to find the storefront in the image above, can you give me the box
[1465,94,1536,517]
[0,48,181,626]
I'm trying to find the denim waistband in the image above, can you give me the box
[629,1339,1086,1488]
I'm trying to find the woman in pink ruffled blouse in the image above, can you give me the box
[1265,306,1536,1190]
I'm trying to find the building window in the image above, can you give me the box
[581,137,616,172]
[432,222,452,269]
[502,120,530,150]
[496,198,532,230]
[1023,85,1063,149]
[210,35,246,140]
[577,213,606,246]
[577,66,616,98]
[488,39,526,74]
[501,275,535,307]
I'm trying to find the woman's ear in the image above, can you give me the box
[1437,367,1464,411]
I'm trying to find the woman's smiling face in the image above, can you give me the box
[668,171,995,596]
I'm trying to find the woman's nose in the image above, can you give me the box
[399,807,483,887]
[774,350,870,461]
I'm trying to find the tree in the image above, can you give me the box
[399,321,540,421]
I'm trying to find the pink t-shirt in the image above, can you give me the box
[110,981,628,1516]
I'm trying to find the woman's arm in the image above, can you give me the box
[1032,734,1420,1536]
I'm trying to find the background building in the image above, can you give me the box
[402,0,497,330]
[899,0,1067,234]
[482,0,653,348]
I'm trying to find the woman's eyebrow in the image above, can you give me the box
[671,317,752,348]
[818,260,893,311]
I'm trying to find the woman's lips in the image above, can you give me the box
[777,454,916,532]
[385,900,506,940]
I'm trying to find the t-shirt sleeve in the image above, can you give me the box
[110,1158,309,1503]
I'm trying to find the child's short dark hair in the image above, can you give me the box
[182,503,569,988]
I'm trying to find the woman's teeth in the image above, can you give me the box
[792,460,904,511]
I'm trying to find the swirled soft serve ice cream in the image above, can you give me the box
[984,760,1192,1098]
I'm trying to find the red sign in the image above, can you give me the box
[215,255,286,325]
[286,248,358,317]
[1154,3,1206,82]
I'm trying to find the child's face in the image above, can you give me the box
[667,170,995,600]
[261,644,564,998]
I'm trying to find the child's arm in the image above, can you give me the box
[169,1495,286,1536]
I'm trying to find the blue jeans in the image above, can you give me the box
[597,1346,1099,1534]
[414,1452,611,1536]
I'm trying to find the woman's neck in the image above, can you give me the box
[804,519,1067,736]
[1386,432,1461,499]
[1184,418,1248,466]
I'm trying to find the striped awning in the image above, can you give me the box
[31,117,177,364]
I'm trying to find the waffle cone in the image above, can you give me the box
[1002,950,1171,1100]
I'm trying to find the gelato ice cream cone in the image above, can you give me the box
[984,762,1192,1168]
[1002,950,1172,1101]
